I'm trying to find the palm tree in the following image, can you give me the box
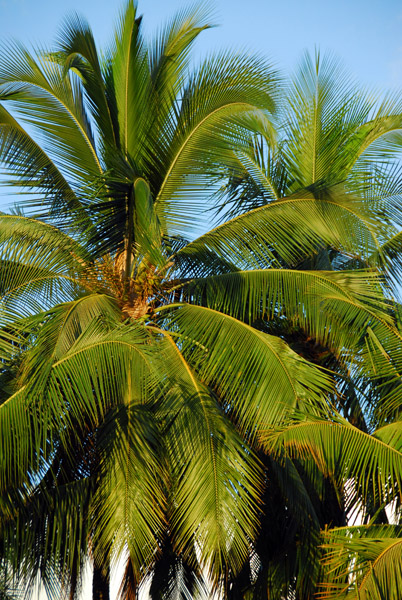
[1,7,401,600]
[321,524,402,600]
[210,52,402,599]
[261,411,402,599]
[0,3,335,599]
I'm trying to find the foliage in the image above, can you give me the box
[215,52,402,599]
[1,5,402,600]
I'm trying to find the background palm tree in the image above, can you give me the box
[209,52,402,599]
[262,411,402,599]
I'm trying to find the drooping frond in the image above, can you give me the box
[0,320,163,495]
[92,401,166,580]
[320,525,402,600]
[158,331,263,580]
[154,51,280,235]
[0,104,89,227]
[0,214,90,316]
[0,40,102,193]
[182,267,389,346]
[156,303,332,436]
[177,192,382,272]
[261,414,402,506]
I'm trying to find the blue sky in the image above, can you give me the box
[1,0,402,212]
[1,0,402,90]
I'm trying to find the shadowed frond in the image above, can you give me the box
[92,402,166,579]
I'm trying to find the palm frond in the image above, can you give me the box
[0,40,102,194]
[158,331,263,580]
[0,320,162,496]
[182,267,389,349]
[0,104,90,228]
[92,401,166,580]
[0,215,90,316]
[261,415,402,506]
[110,0,150,158]
[177,192,382,271]
[53,12,118,150]
[156,303,332,436]
[154,51,279,236]
[320,525,402,600]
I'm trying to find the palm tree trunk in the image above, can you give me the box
[69,556,79,600]
[92,556,110,600]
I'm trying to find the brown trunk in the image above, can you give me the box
[68,558,79,600]
[92,556,110,600]
[118,557,138,600]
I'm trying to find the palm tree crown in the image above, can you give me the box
[0,3,327,598]
[1,6,402,600]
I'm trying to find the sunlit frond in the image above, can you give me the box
[320,525,402,600]
[156,303,332,436]
[261,414,402,505]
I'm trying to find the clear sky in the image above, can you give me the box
[1,0,402,598]
[1,0,402,211]
[1,0,402,89]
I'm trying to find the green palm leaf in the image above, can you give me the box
[0,41,101,185]
[320,525,402,600]
[92,402,166,579]
[261,415,402,505]
[158,331,263,579]
[0,215,90,315]
[177,193,382,271]
[156,303,332,436]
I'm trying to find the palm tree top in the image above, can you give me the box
[1,4,402,599]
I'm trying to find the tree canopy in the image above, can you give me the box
[0,3,401,600]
